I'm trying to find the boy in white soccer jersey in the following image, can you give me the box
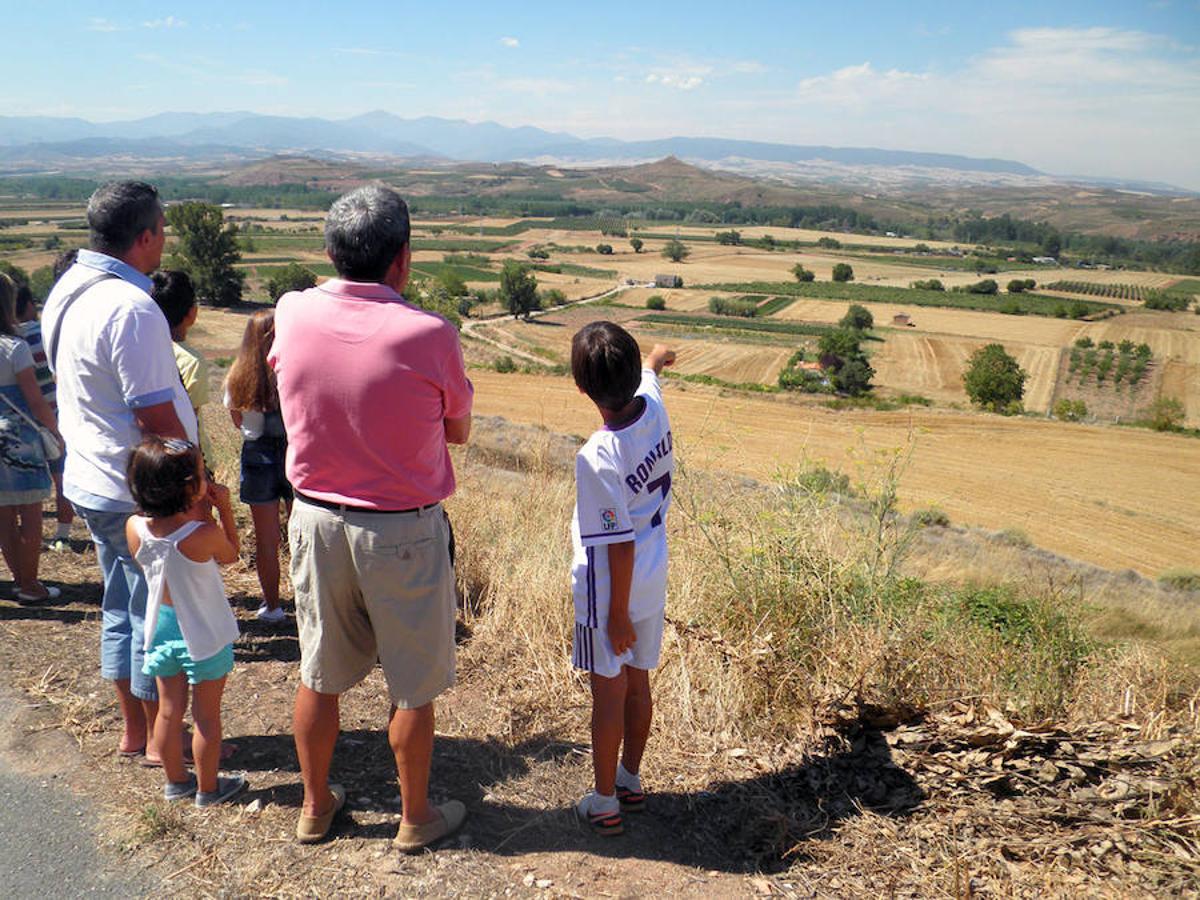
[569,321,676,836]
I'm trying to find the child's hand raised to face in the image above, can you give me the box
[206,481,232,510]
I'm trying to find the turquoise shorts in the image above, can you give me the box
[142,605,234,685]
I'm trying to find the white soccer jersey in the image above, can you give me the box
[571,369,674,627]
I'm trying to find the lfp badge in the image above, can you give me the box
[600,509,619,531]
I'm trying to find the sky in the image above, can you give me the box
[1,1,1198,188]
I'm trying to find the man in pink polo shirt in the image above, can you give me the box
[269,183,473,851]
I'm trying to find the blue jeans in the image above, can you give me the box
[76,506,157,702]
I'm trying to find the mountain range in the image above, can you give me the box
[0,110,1040,174]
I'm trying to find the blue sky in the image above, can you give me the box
[1,1,1198,187]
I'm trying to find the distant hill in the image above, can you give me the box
[0,110,1044,178]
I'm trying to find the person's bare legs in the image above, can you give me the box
[620,666,652,776]
[388,702,436,826]
[113,679,148,754]
[0,506,19,590]
[294,684,340,816]
[15,502,44,595]
[191,676,226,794]
[154,675,189,785]
[589,670,627,796]
[250,502,282,610]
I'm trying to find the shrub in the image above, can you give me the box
[526,247,549,260]
[816,236,842,249]
[791,263,815,283]
[265,262,317,302]
[1159,569,1200,592]
[966,279,999,295]
[715,230,741,245]
[996,528,1032,549]
[493,355,517,373]
[1053,398,1088,421]
[708,296,758,317]
[1147,396,1185,431]
[912,507,950,528]
[662,238,690,262]
[839,303,873,331]
[1074,336,1094,349]
[1070,301,1091,319]
[963,344,1027,411]
[542,288,567,307]
[1098,340,1115,350]
[1007,279,1028,294]
[910,278,944,291]
[629,237,643,253]
[831,263,854,283]
[595,243,614,255]
[645,294,666,311]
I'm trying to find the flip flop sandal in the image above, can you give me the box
[117,745,146,760]
[616,785,645,812]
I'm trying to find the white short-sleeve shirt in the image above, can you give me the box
[42,252,198,508]
[570,369,674,627]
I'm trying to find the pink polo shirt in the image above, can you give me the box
[268,279,473,509]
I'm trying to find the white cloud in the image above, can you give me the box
[143,16,187,29]
[500,36,519,48]
[86,18,122,32]
[652,73,703,90]
[730,60,767,75]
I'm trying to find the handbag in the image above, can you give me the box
[0,393,62,462]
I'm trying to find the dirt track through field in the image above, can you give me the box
[468,371,1199,576]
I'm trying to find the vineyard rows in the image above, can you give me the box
[1046,281,1149,301]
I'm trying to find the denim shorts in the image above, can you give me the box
[240,436,293,505]
[143,605,234,685]
[76,504,156,702]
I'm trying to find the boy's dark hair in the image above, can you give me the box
[14,283,35,319]
[150,270,196,330]
[571,321,642,410]
[127,436,201,518]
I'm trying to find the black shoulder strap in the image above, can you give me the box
[47,272,119,372]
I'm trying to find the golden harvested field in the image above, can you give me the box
[669,340,795,384]
[467,370,1200,576]
[870,334,1063,412]
[774,297,1086,343]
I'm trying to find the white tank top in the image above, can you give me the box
[134,517,239,663]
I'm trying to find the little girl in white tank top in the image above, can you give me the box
[125,436,247,807]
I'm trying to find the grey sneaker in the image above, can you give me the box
[164,774,198,802]
[195,774,247,808]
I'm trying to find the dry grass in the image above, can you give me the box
[466,371,1200,578]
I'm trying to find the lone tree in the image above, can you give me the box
[831,262,854,283]
[662,238,690,263]
[596,243,614,255]
[166,202,244,307]
[963,343,1027,412]
[265,263,317,302]
[500,261,540,320]
[791,263,815,283]
[839,303,873,331]
[817,328,874,396]
[629,237,643,254]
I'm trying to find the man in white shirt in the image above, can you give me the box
[43,181,196,765]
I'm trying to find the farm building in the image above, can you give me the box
[1032,256,1059,265]
[654,274,684,289]
[893,313,915,327]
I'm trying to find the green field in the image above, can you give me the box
[639,311,834,337]
[695,280,1119,317]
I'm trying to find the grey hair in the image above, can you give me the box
[87,181,163,255]
[324,183,411,282]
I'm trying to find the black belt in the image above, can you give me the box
[296,491,438,515]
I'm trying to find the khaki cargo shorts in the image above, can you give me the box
[288,498,456,709]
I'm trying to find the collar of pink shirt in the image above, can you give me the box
[317,278,408,303]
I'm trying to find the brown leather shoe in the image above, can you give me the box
[296,784,346,844]
[392,800,466,853]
